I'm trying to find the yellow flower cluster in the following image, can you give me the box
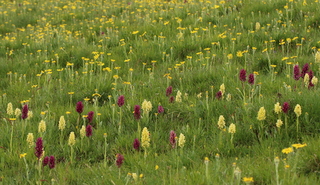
[141,127,150,149]
[315,51,320,63]
[312,76,318,85]
[242,177,254,183]
[142,99,152,115]
[38,120,46,133]
[281,147,293,154]
[132,173,138,181]
[20,153,27,158]
[274,102,281,114]
[26,133,34,148]
[178,133,185,148]
[226,93,232,101]
[80,125,86,138]
[59,116,66,131]
[292,143,307,149]
[228,123,236,134]
[294,104,302,117]
[68,132,76,146]
[27,111,33,120]
[219,83,225,95]
[15,108,21,118]
[7,102,13,116]
[176,90,182,103]
[276,119,283,128]
[257,107,266,121]
[304,73,310,87]
[217,115,226,130]
[255,22,261,31]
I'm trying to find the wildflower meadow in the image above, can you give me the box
[1,0,320,184]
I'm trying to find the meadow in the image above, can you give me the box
[1,0,320,184]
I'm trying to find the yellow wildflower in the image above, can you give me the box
[15,108,21,118]
[226,93,231,101]
[27,111,33,120]
[304,73,310,87]
[132,173,138,181]
[26,133,34,148]
[176,90,182,103]
[58,116,66,131]
[197,92,202,98]
[141,127,150,149]
[311,76,318,85]
[217,115,226,129]
[219,83,225,95]
[80,125,86,138]
[282,147,293,154]
[274,102,281,114]
[292,143,307,149]
[236,51,243,57]
[234,167,241,178]
[204,157,210,164]
[178,133,186,148]
[228,123,236,134]
[315,51,320,63]
[257,107,266,121]
[276,119,283,128]
[142,100,152,115]
[227,54,233,59]
[38,120,46,133]
[68,132,76,146]
[255,22,261,30]
[20,153,27,158]
[242,177,254,183]
[215,153,220,159]
[7,102,13,116]
[294,104,302,117]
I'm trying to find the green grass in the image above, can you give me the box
[1,0,320,184]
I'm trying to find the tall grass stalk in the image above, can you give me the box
[285,115,288,138]
[22,155,29,181]
[104,133,108,168]
[70,145,74,164]
[9,120,15,154]
[118,107,122,134]
[274,157,280,185]
[204,157,210,182]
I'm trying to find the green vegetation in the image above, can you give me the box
[1,0,320,184]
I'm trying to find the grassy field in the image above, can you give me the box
[1,0,320,184]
